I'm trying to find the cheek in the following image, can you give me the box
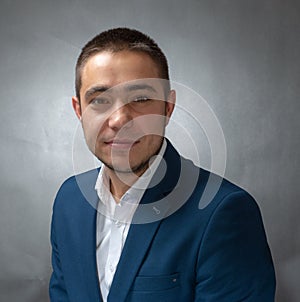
[81,111,107,142]
[133,113,167,136]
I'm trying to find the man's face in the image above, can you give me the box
[72,50,175,176]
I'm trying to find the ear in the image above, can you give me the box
[165,89,176,125]
[72,96,82,120]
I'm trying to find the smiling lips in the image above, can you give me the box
[105,139,139,150]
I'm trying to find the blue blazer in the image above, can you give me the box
[49,141,276,301]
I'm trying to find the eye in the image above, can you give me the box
[90,97,111,105]
[132,96,152,103]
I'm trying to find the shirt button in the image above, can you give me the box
[115,220,122,228]
[109,264,115,272]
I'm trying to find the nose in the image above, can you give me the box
[107,103,133,131]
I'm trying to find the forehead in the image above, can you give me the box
[80,51,161,96]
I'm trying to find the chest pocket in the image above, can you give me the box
[130,272,180,292]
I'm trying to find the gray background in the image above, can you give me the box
[0,0,299,301]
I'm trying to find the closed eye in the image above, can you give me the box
[132,96,152,103]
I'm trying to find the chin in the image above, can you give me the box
[101,157,149,175]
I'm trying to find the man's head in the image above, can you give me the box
[72,28,175,177]
[75,27,170,101]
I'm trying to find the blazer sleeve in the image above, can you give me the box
[49,209,70,302]
[194,191,276,302]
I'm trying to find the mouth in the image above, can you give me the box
[105,139,140,150]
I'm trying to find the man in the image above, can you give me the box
[49,28,276,302]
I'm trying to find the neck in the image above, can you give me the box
[106,166,148,202]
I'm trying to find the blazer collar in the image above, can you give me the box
[141,139,181,203]
[72,169,102,301]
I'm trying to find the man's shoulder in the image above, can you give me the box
[166,142,251,204]
[180,157,257,213]
[53,168,100,211]
[181,156,248,193]
[59,168,99,190]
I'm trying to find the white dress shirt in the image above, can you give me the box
[95,139,167,302]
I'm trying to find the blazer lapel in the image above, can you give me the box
[77,170,102,302]
[107,218,162,302]
[80,205,102,302]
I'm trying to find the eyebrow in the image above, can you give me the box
[84,83,158,100]
[124,83,157,93]
[84,85,110,100]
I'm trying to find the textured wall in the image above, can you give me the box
[0,0,299,301]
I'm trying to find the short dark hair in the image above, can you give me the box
[75,27,170,100]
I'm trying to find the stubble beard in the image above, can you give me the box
[97,136,164,176]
